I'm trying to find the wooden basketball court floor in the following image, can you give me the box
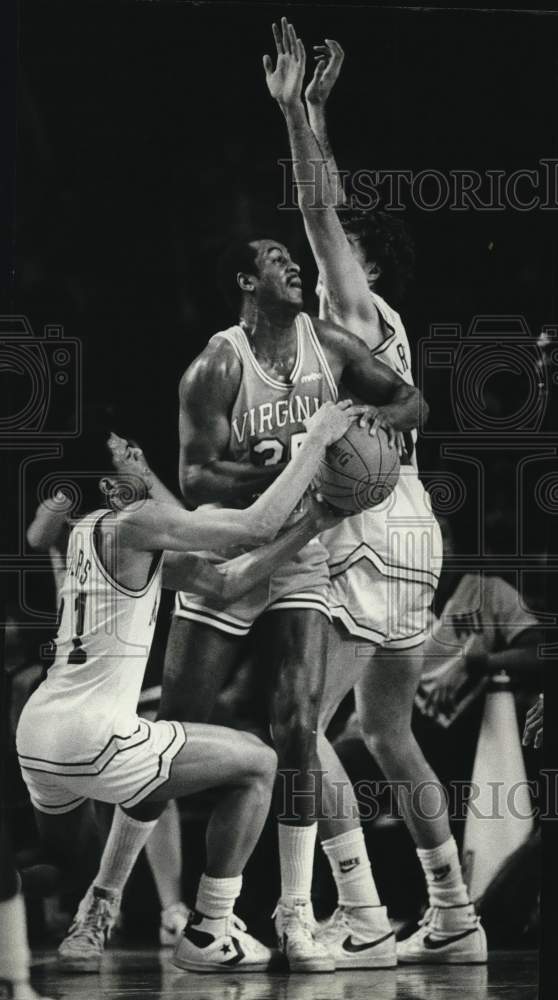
[31,948,538,1000]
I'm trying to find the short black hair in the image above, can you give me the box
[217,240,261,312]
[340,209,415,305]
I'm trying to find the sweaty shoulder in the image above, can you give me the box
[310,315,366,359]
[179,332,242,412]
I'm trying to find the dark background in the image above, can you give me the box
[2,2,558,981]
[14,1,558,502]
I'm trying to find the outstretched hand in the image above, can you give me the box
[263,16,306,109]
[305,38,344,107]
[523,693,543,749]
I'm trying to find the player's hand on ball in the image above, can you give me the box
[264,17,306,109]
[522,693,543,748]
[305,38,344,107]
[305,398,365,446]
[358,406,400,446]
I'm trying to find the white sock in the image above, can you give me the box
[96,806,158,895]
[278,822,317,906]
[145,800,182,911]
[0,894,31,983]
[322,828,382,909]
[416,836,470,909]
[195,873,242,931]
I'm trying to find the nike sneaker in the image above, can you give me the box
[397,904,487,964]
[315,905,396,969]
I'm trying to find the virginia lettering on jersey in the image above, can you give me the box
[231,395,322,445]
[215,316,338,470]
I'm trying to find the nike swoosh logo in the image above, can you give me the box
[343,931,395,953]
[423,928,478,950]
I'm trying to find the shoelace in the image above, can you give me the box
[285,906,316,942]
[320,908,349,940]
[417,907,433,931]
[68,899,114,947]
[415,907,477,938]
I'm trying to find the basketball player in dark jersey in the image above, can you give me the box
[157,239,426,966]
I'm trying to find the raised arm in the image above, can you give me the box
[27,491,72,551]
[305,38,347,209]
[264,19,383,341]
[179,337,284,507]
[118,398,363,552]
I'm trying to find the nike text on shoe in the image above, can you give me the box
[274,900,335,973]
[58,886,121,973]
[160,902,190,947]
[172,911,273,973]
[397,904,487,965]
[315,906,396,969]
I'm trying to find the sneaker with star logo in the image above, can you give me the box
[397,904,487,964]
[315,905,396,969]
[172,911,273,973]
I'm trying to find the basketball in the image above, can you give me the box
[316,423,400,514]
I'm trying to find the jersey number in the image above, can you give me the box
[251,432,306,467]
[55,592,88,665]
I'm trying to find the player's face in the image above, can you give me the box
[99,475,148,511]
[251,240,303,308]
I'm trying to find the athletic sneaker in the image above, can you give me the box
[172,911,273,973]
[315,905,397,969]
[274,900,335,973]
[58,886,120,972]
[397,904,487,964]
[160,902,190,946]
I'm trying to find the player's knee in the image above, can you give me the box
[273,707,318,761]
[361,724,408,763]
[237,736,277,784]
[255,742,278,782]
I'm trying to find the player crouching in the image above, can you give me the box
[16,401,360,974]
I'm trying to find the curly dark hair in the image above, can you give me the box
[340,209,415,306]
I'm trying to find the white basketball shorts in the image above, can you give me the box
[17,718,186,815]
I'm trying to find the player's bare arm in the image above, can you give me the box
[315,317,427,442]
[27,490,73,551]
[264,19,383,342]
[179,337,285,507]
[162,497,342,601]
[305,37,347,209]
[111,398,362,552]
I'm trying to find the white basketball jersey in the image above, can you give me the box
[18,509,162,762]
[321,289,439,583]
